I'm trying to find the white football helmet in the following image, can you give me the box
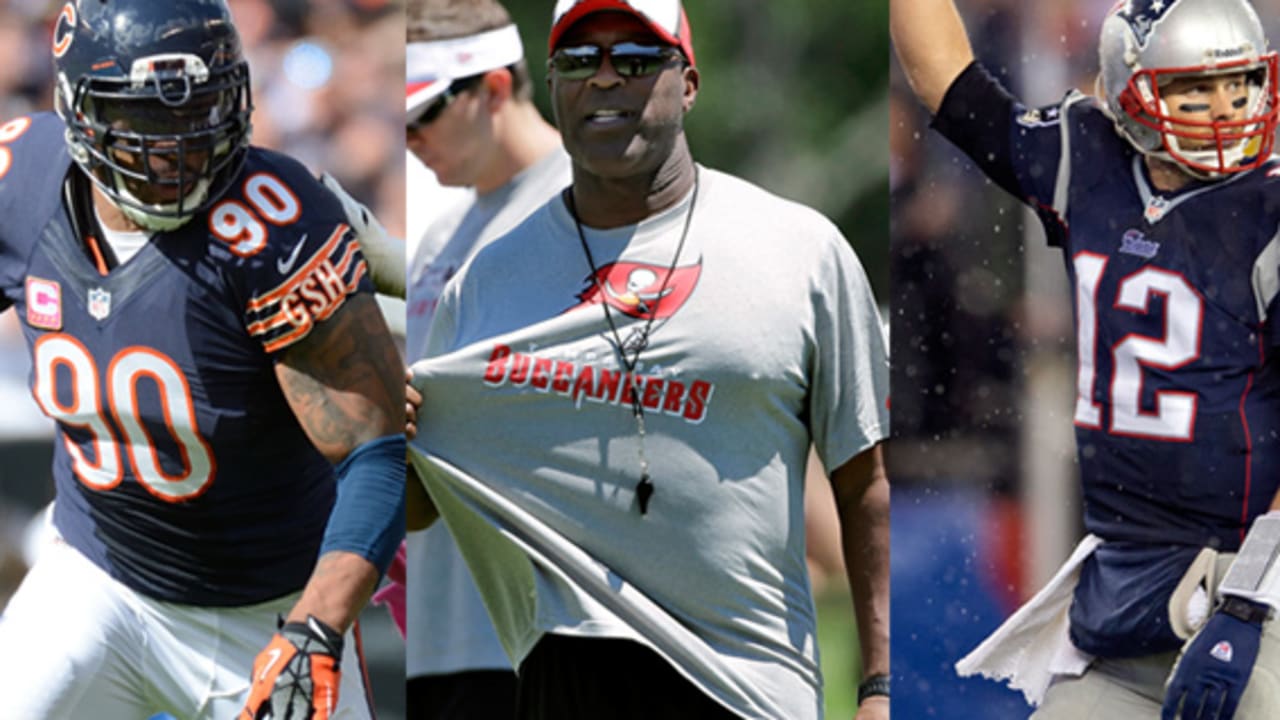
[1098,0,1279,178]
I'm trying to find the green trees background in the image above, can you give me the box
[505,1,890,299]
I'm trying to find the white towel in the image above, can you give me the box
[954,534,1102,706]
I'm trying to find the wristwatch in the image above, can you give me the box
[857,673,891,705]
[1220,595,1272,625]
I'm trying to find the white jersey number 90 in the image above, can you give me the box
[32,335,215,501]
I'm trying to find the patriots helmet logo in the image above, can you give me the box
[569,259,702,320]
[1119,0,1176,48]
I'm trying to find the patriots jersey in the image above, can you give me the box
[0,113,372,606]
[936,64,1280,654]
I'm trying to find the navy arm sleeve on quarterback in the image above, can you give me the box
[320,433,407,576]
[931,60,1022,199]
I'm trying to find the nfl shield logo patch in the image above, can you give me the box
[1144,196,1171,223]
[25,277,61,330]
[88,287,112,320]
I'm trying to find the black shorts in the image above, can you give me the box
[514,634,741,719]
[406,669,517,719]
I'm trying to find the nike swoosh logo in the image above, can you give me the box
[258,647,284,681]
[276,234,308,275]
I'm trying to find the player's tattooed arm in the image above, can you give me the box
[275,293,405,632]
[832,443,891,720]
[275,293,403,460]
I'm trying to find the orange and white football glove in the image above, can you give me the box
[241,615,344,720]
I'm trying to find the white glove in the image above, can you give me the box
[320,172,406,299]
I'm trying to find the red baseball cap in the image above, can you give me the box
[549,0,695,67]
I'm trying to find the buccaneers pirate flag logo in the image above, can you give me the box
[569,260,702,320]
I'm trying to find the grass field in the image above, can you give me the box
[816,586,860,718]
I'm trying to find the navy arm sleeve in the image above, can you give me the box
[931,61,1021,198]
[930,61,1076,248]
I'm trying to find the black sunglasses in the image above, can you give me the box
[548,42,684,81]
[406,75,484,133]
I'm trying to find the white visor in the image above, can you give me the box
[406,25,524,118]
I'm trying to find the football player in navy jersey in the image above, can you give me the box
[0,1,405,719]
[894,0,1280,717]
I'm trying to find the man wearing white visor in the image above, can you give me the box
[406,0,891,718]
[402,1,570,717]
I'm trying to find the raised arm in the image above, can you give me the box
[832,443,891,720]
[890,0,976,114]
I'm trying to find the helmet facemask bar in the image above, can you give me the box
[59,55,252,228]
[1118,54,1280,177]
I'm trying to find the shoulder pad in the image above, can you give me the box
[0,113,72,211]
[0,113,73,260]
[209,149,370,353]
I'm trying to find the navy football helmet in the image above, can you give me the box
[51,0,253,230]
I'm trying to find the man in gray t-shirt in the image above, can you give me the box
[408,1,891,718]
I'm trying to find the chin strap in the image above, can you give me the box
[113,172,210,232]
[119,203,191,232]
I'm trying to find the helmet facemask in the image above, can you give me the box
[57,53,252,232]
[1117,58,1279,179]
